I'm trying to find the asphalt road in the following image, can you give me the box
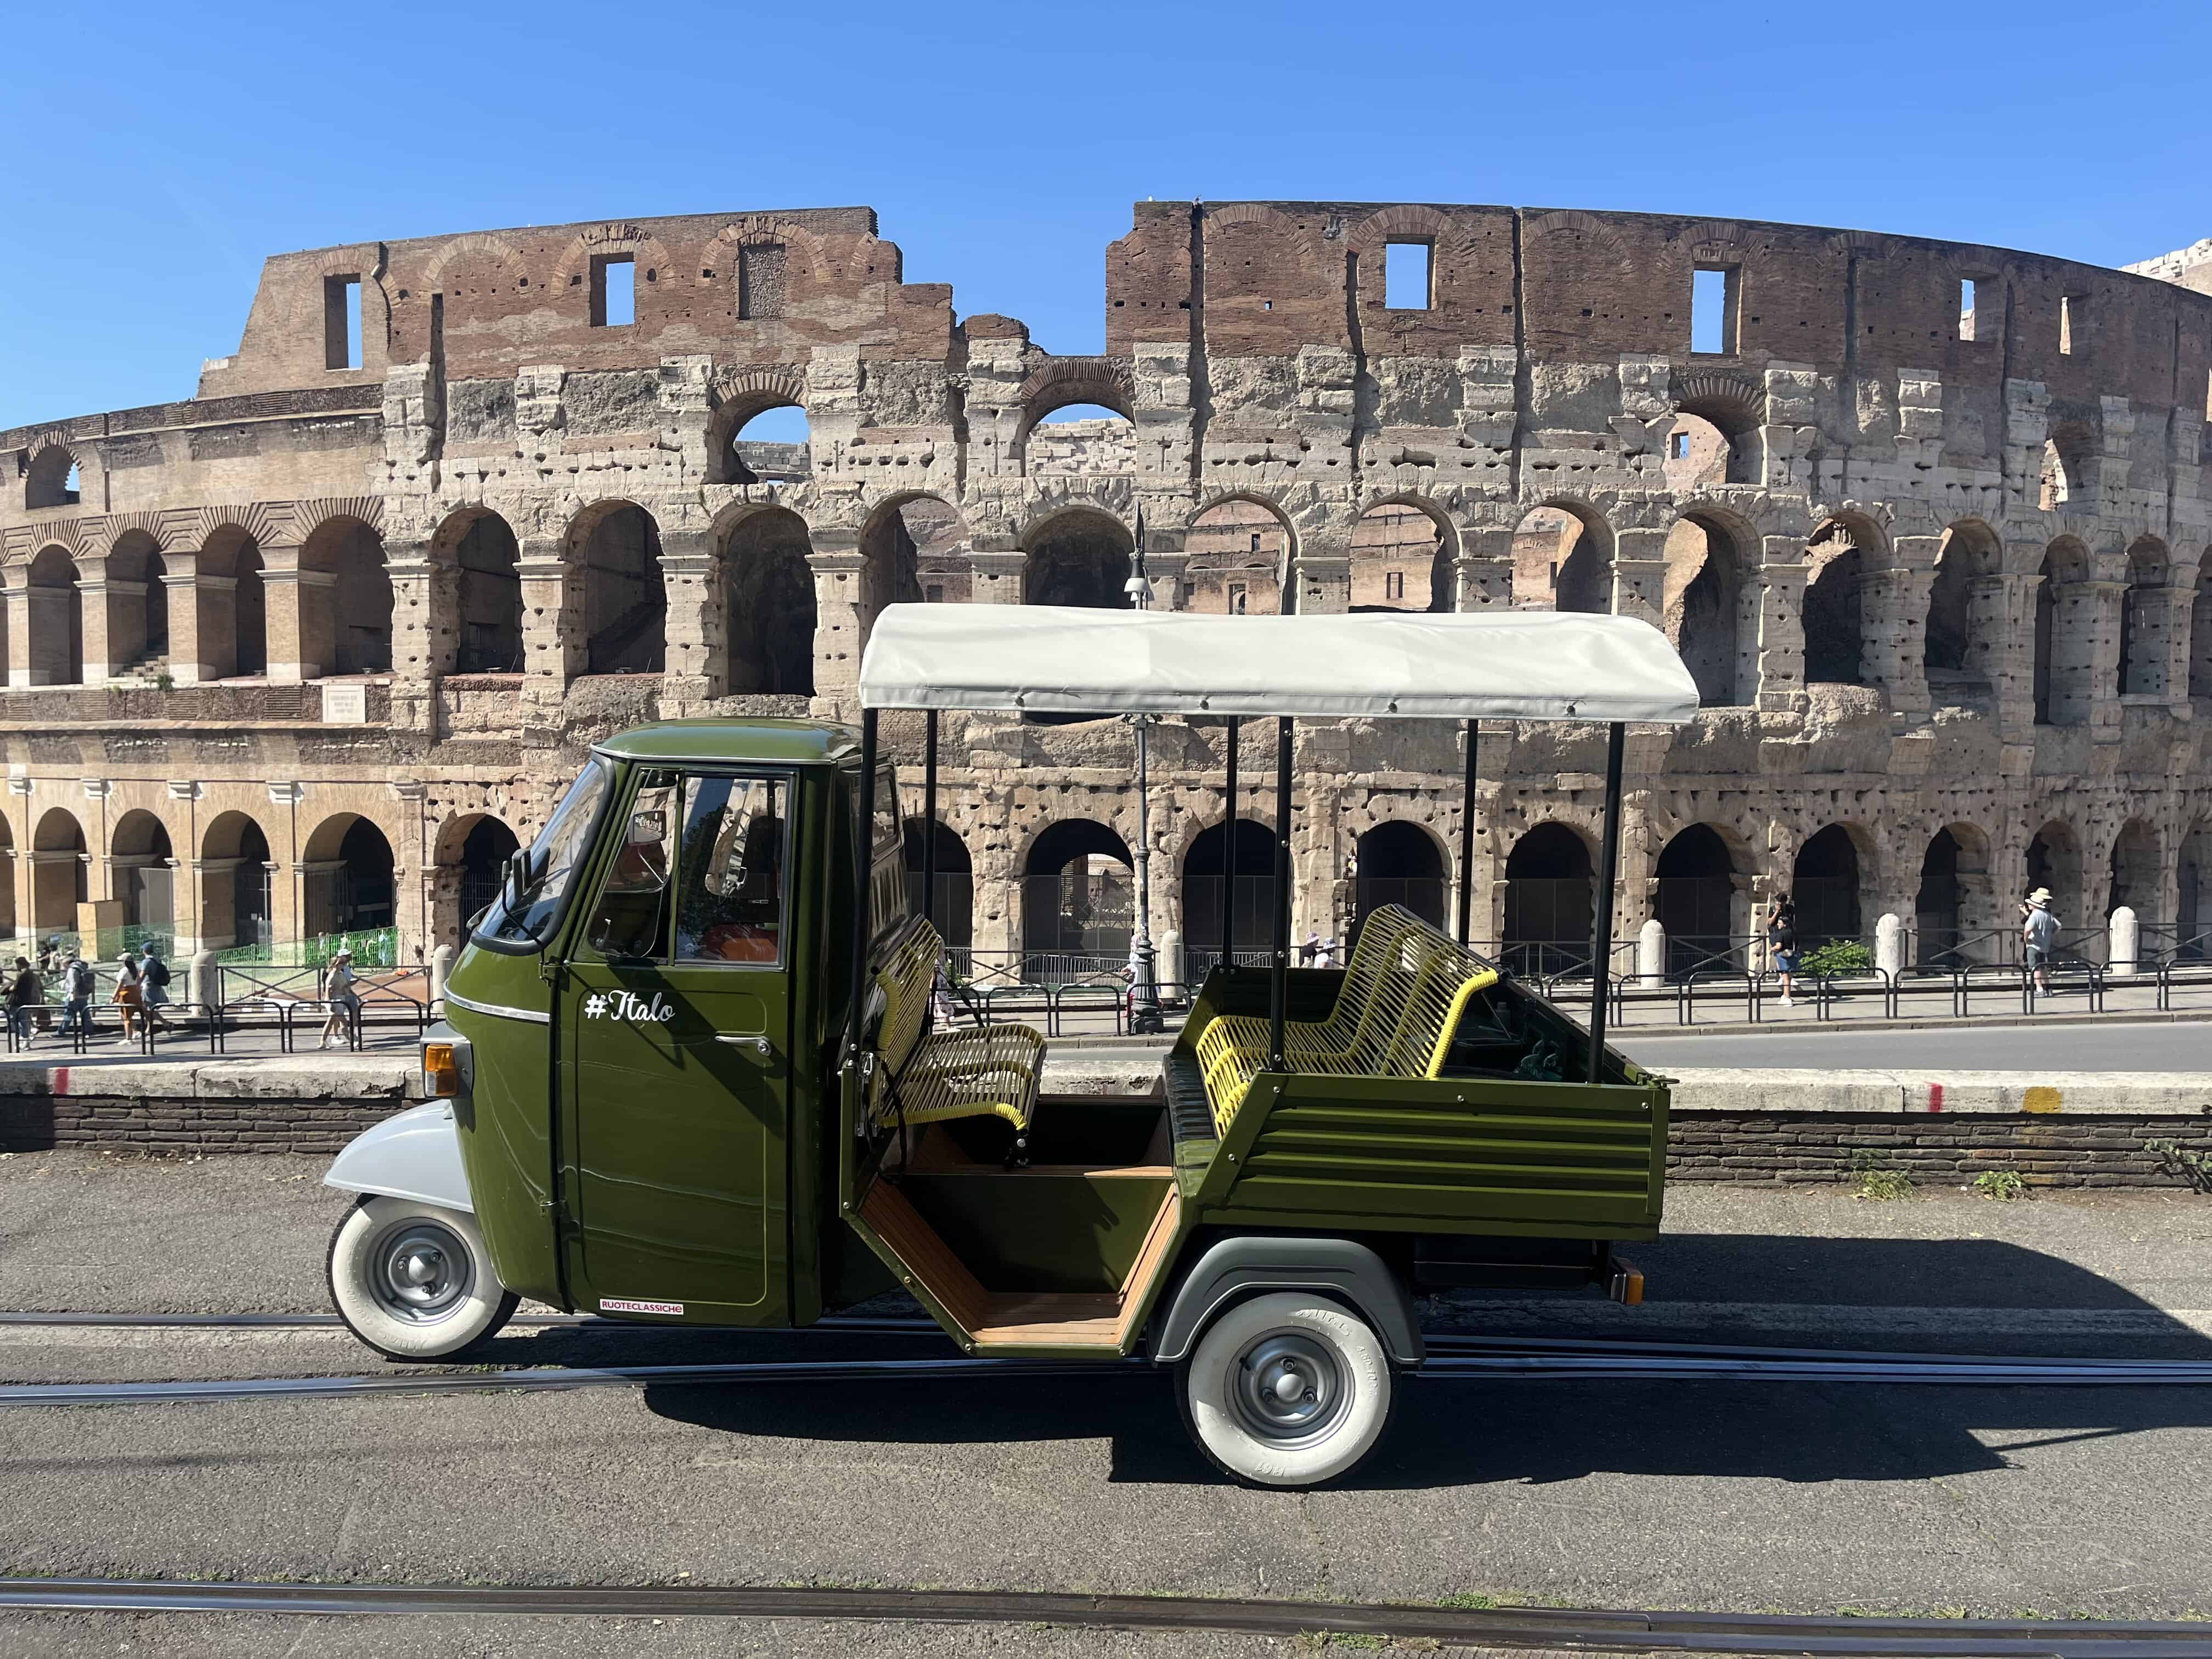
[1616,1016,2212,1073]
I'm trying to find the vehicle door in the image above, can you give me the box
[561,768,793,1323]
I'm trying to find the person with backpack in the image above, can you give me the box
[59,953,94,1040]
[138,941,173,1035]
[2022,886,2061,997]
[112,950,145,1041]
[6,956,41,1047]
[1767,894,1800,1008]
[319,949,361,1049]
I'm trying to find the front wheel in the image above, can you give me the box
[328,1195,519,1361]
[1178,1292,1395,1488]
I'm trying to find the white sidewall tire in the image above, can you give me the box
[1183,1292,1393,1488]
[328,1195,516,1361]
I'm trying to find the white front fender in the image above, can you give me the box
[324,1102,473,1213]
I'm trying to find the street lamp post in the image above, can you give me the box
[1126,513,1164,1035]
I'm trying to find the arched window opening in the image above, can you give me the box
[110,810,175,938]
[303,815,396,939]
[2179,820,2212,961]
[302,519,392,677]
[896,498,970,604]
[1184,501,1286,614]
[106,534,169,679]
[1802,524,1866,686]
[25,446,79,510]
[1790,824,1863,950]
[581,504,665,675]
[196,529,267,681]
[1926,521,2000,697]
[26,545,83,686]
[201,812,273,955]
[2119,539,2170,698]
[1022,820,1134,972]
[1511,506,1610,614]
[2025,821,2084,943]
[1662,413,1733,490]
[1182,818,1283,974]
[1353,823,1446,939]
[1026,405,1135,477]
[1655,824,1738,979]
[2034,541,2094,725]
[2191,552,2212,701]
[31,809,88,934]
[2107,820,2161,930]
[727,405,811,485]
[1914,825,1989,970]
[453,513,523,673]
[457,817,521,933]
[857,500,933,631]
[2040,428,2092,512]
[902,819,973,950]
[724,508,817,695]
[1022,510,1132,609]
[1662,515,1744,706]
[1503,823,1594,978]
[1351,503,1449,612]
[0,817,14,939]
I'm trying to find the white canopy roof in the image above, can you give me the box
[859,605,1701,725]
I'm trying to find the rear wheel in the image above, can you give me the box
[328,1195,518,1361]
[1178,1292,1395,1488]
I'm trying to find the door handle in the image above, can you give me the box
[715,1034,772,1056]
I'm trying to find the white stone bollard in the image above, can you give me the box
[429,944,457,1013]
[1875,913,1905,979]
[2109,906,2138,977]
[1637,918,1666,988]
[1158,929,1183,997]
[190,950,219,1015]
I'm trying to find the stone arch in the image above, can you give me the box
[2119,536,2171,698]
[2025,819,2085,927]
[856,493,936,627]
[197,524,267,680]
[1353,821,1448,937]
[25,544,83,685]
[902,817,973,950]
[301,514,391,676]
[1014,357,1136,441]
[2041,423,2094,512]
[2034,536,2096,725]
[301,812,397,937]
[1182,817,1284,965]
[2178,815,2212,960]
[1788,821,1875,947]
[1913,822,1994,968]
[721,505,817,695]
[707,365,809,486]
[1184,495,1291,614]
[1020,506,1133,608]
[1503,821,1596,976]
[1022,819,1134,967]
[1672,373,1763,486]
[1662,506,1753,706]
[1655,821,1747,977]
[200,810,274,953]
[2191,549,2212,701]
[1926,518,2002,693]
[30,807,88,933]
[436,507,523,674]
[435,812,521,941]
[1351,497,1451,612]
[24,442,81,510]
[2107,818,2163,928]
[1802,515,1882,687]
[104,529,169,677]
[569,499,665,675]
[1513,500,1612,614]
[109,808,176,933]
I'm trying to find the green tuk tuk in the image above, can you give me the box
[324,603,1700,1486]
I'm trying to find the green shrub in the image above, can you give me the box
[2147,1139,2212,1194]
[1852,1149,1912,1200]
[1800,940,1874,978]
[1973,1169,2028,1201]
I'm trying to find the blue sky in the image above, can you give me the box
[1,0,2205,433]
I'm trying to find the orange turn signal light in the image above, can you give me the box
[424,1042,461,1097]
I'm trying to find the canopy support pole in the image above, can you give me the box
[1457,719,1478,945]
[1587,721,1626,1086]
[1267,716,1293,1073]
[851,710,879,1062]
[1221,719,1238,970]
[920,710,938,934]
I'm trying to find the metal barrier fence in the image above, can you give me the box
[1,958,432,1058]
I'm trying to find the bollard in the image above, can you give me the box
[1875,913,1905,978]
[190,950,219,1016]
[429,944,456,1012]
[2108,905,2138,978]
[1637,918,1666,988]
[1158,929,1183,998]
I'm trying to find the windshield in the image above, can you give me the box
[476,759,612,946]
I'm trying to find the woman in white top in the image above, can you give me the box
[319,950,361,1049]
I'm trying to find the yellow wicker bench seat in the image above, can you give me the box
[1192,907,1499,1136]
[871,917,1046,1142]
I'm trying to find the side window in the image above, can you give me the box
[585,774,678,960]
[675,775,787,964]
[870,764,906,938]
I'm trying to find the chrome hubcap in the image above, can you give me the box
[370,1220,472,1323]
[1230,1333,1347,1444]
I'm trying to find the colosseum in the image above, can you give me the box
[2,200,2208,981]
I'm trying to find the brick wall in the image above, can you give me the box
[1669,1111,2212,1188]
[0,1092,391,1155]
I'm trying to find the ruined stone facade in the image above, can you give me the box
[3,202,2210,972]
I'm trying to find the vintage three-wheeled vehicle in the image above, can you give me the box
[324,604,1700,1485]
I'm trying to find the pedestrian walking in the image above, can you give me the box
[112,950,145,1041]
[6,955,40,1047]
[138,940,173,1035]
[320,949,361,1049]
[1767,895,1799,1007]
[1299,932,1322,967]
[1313,938,1338,969]
[59,952,94,1040]
[2022,886,2059,996]
[37,937,61,976]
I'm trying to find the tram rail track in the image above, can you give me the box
[5,1575,2212,1655]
